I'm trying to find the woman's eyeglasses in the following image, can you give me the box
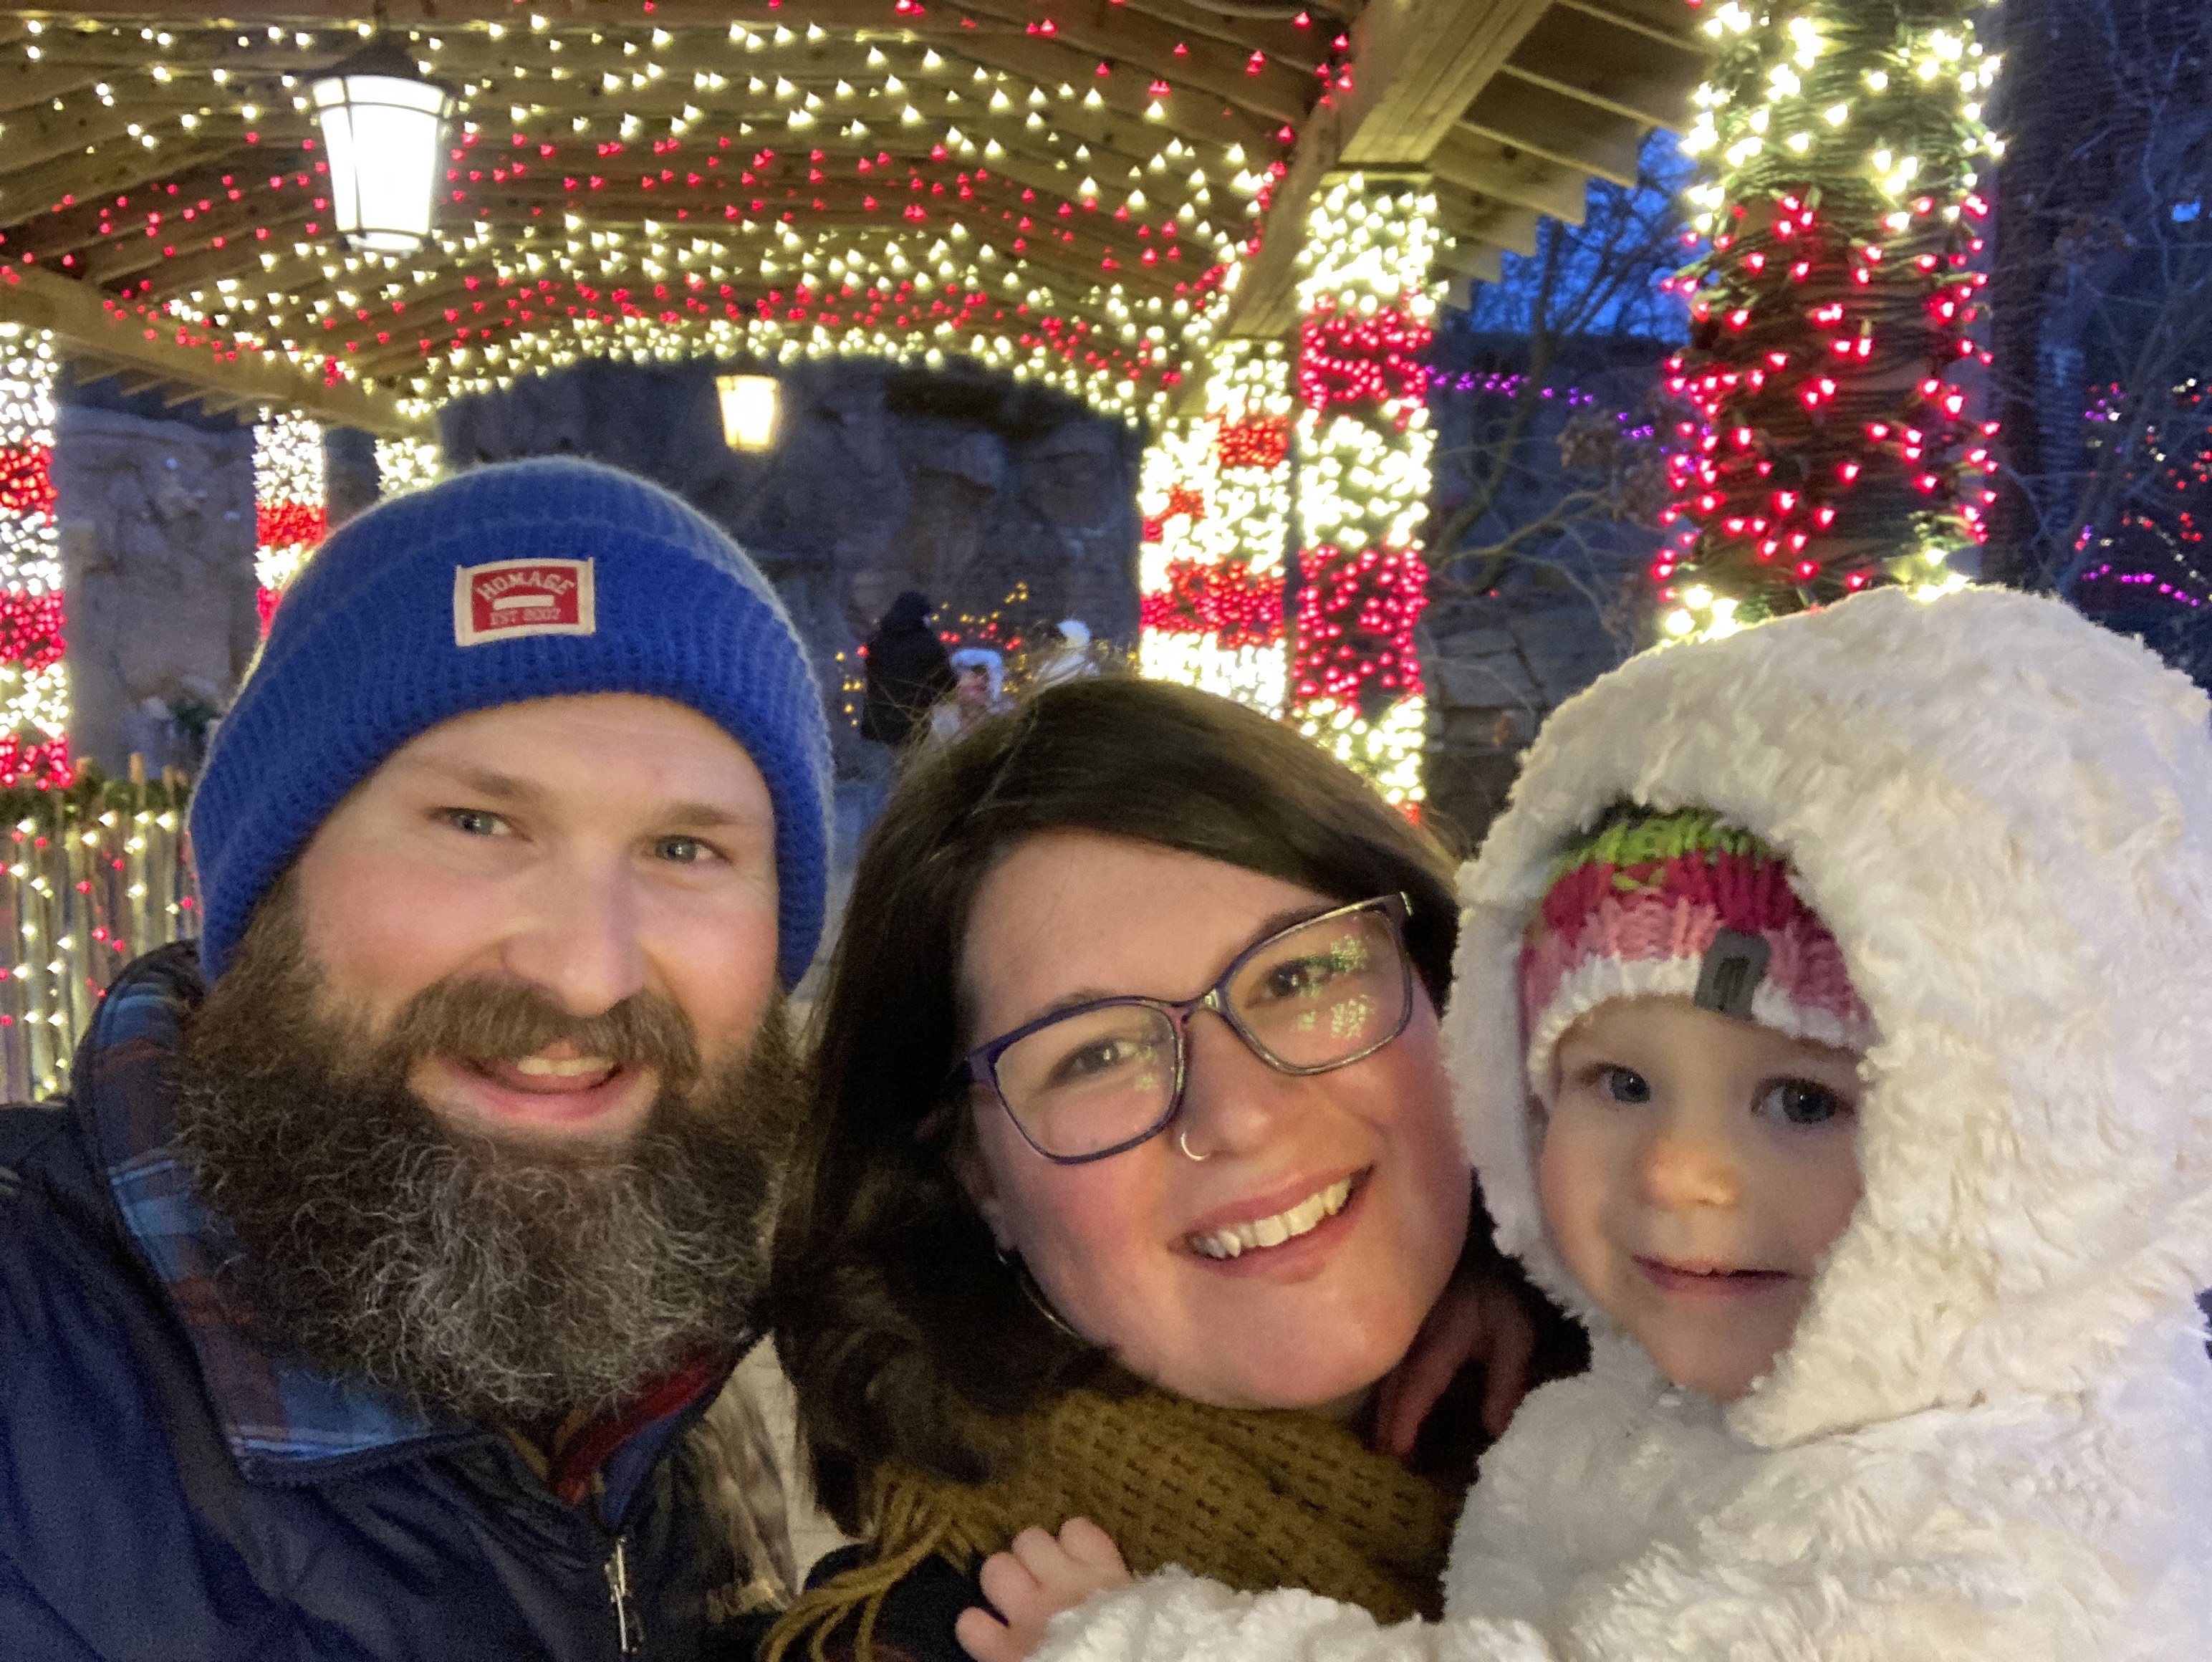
[953,894,1416,1165]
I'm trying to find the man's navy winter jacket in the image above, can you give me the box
[0,946,769,1660]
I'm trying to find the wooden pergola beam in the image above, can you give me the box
[341,260,1158,384]
[122,206,319,299]
[951,0,1315,130]
[0,262,428,433]
[1459,71,1643,186]
[0,56,102,114]
[74,192,311,285]
[251,215,1162,376]
[1335,0,1552,169]
[1114,0,1335,73]
[0,140,237,227]
[1503,1,1705,132]
[2,158,251,261]
[1433,188,1539,258]
[1216,0,1561,342]
[1426,124,1587,226]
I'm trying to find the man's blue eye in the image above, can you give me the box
[449,810,502,837]
[657,837,704,863]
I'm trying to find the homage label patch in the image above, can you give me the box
[453,558,597,645]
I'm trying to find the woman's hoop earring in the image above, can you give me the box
[996,1246,1085,1342]
[1177,1129,1211,1163]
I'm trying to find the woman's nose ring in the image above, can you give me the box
[1177,1129,1211,1163]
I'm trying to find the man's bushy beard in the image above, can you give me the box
[174,889,802,1426]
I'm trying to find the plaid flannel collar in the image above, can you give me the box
[90,946,734,1497]
[90,948,476,1479]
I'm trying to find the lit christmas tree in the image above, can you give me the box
[1658,0,2000,638]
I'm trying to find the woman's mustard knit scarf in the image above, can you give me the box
[765,1385,1465,1661]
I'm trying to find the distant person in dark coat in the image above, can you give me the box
[861,590,957,750]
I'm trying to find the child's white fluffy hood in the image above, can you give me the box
[1446,585,2212,1449]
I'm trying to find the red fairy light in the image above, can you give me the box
[1163,484,1206,521]
[0,590,65,676]
[1289,546,1428,708]
[0,443,57,517]
[1297,304,1430,418]
[256,500,327,549]
[0,733,72,789]
[1141,558,1285,650]
[1215,415,1291,471]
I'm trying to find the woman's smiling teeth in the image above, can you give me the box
[1188,1177,1354,1260]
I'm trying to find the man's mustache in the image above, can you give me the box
[375,976,704,1093]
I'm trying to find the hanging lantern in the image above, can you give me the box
[311,42,456,256]
[716,373,780,450]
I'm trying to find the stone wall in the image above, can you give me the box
[439,357,1143,772]
[54,400,259,777]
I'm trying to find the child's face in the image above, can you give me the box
[1537,996,1864,1402]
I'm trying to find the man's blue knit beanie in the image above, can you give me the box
[190,456,833,989]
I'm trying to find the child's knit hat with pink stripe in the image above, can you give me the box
[1518,805,1873,1101]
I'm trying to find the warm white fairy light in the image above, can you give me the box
[253,411,327,602]
[1137,340,1292,714]
[14,16,1265,434]
[0,327,72,786]
[373,433,441,496]
[1287,177,1439,810]
[1662,2,1998,638]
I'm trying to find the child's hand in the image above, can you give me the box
[953,1517,1133,1662]
[1372,1258,1538,1456]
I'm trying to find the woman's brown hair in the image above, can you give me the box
[766,676,1462,1529]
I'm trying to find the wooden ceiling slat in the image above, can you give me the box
[0,138,236,224]
[81,196,312,286]
[1501,1,1703,131]
[0,87,171,170]
[1458,69,1643,184]
[0,55,102,112]
[948,0,1315,130]
[1,157,246,258]
[124,209,317,299]
[1436,234,1504,284]
[1554,0,1711,52]
[1110,0,1339,74]
[342,257,1154,382]
[936,31,1276,153]
[1431,186,1539,257]
[3,0,1708,414]
[1336,0,1550,167]
[1426,123,1587,225]
[0,261,425,431]
[225,214,1164,365]
[441,165,1188,272]
[211,201,1159,325]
